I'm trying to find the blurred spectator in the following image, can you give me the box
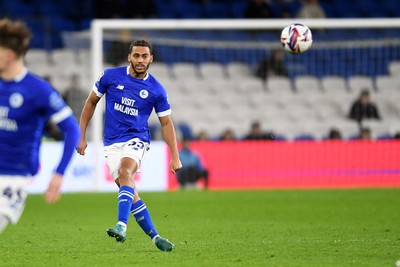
[348,89,381,123]
[105,29,132,66]
[244,121,273,140]
[358,127,372,140]
[245,0,274,19]
[177,138,209,189]
[62,74,87,122]
[220,128,236,141]
[296,0,326,19]
[255,49,288,81]
[196,130,209,141]
[394,132,400,139]
[328,128,342,140]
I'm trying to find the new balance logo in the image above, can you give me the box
[116,85,124,90]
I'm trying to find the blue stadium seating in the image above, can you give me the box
[1,0,399,50]
[1,0,399,80]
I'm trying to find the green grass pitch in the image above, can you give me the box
[0,189,399,267]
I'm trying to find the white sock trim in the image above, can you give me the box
[117,221,127,229]
[152,234,160,243]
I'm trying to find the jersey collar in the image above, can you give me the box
[14,67,28,82]
[126,66,149,81]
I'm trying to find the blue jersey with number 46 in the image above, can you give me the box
[94,66,171,146]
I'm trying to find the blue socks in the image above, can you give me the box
[117,186,135,225]
[116,187,158,240]
[131,199,158,239]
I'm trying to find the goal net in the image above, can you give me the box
[87,18,400,144]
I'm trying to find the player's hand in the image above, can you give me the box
[76,138,87,155]
[170,158,182,174]
[44,173,63,204]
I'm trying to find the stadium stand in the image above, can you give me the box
[2,0,399,140]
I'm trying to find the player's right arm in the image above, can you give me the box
[76,91,101,155]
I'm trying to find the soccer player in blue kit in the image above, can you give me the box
[77,40,182,251]
[0,18,80,233]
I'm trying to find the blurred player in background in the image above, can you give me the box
[177,138,209,189]
[77,40,181,251]
[0,18,80,233]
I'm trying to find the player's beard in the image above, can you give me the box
[131,61,150,76]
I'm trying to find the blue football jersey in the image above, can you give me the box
[94,66,171,146]
[0,68,73,176]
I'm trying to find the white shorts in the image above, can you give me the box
[104,138,150,180]
[0,176,30,224]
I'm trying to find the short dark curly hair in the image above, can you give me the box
[128,39,153,54]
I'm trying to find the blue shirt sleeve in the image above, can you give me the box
[94,70,109,96]
[154,84,171,116]
[54,115,80,175]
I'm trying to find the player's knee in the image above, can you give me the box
[118,166,135,180]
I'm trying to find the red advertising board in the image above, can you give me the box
[168,141,400,190]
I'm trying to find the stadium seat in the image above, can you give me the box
[374,97,400,121]
[321,76,349,94]
[149,63,174,81]
[172,63,200,80]
[236,78,265,94]
[333,2,361,18]
[38,2,63,18]
[51,49,79,65]
[388,61,400,76]
[226,62,251,80]
[313,100,344,122]
[25,49,51,68]
[2,1,35,16]
[348,75,376,96]
[199,62,228,80]
[247,91,277,108]
[203,2,230,19]
[180,79,215,95]
[174,2,204,19]
[289,104,321,124]
[384,0,400,17]
[294,75,322,95]
[219,92,245,110]
[375,75,400,94]
[266,76,294,95]
[229,2,247,18]
[209,79,239,94]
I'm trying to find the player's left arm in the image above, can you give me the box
[44,115,80,203]
[159,115,182,173]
